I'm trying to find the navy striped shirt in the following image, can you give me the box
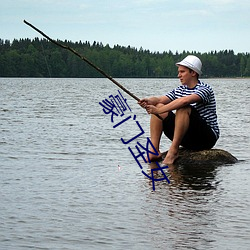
[166,80,220,139]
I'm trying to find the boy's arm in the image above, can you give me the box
[146,94,201,115]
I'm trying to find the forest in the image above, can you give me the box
[0,38,250,78]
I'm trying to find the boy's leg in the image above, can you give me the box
[148,104,169,162]
[163,106,191,164]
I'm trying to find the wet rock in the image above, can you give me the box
[161,148,238,166]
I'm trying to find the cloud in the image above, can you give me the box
[79,3,89,10]
[196,0,250,10]
[1,0,250,53]
[206,0,237,4]
[134,0,168,5]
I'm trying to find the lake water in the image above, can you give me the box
[0,78,250,249]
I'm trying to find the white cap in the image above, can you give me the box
[176,55,202,75]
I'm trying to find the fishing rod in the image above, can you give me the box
[23,20,163,120]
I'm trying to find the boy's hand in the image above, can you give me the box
[146,105,159,115]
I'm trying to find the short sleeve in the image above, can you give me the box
[166,86,182,101]
[195,86,212,104]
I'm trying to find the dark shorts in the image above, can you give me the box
[163,107,217,150]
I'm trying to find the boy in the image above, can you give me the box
[138,55,219,164]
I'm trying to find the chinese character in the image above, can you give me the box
[114,115,145,144]
[142,163,170,191]
[128,137,160,168]
[128,137,170,190]
[99,90,131,123]
[99,90,170,191]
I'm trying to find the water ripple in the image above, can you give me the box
[0,78,250,249]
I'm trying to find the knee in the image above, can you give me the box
[155,103,165,108]
[153,103,169,120]
[176,106,192,116]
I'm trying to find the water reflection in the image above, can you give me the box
[147,161,219,191]
[142,162,220,249]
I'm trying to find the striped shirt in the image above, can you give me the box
[166,80,220,139]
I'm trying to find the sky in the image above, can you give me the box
[1,0,250,53]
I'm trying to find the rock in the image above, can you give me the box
[161,148,238,166]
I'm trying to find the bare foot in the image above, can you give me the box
[146,151,162,163]
[163,150,179,165]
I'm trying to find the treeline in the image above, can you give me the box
[0,38,250,78]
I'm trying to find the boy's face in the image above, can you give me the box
[177,65,197,85]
